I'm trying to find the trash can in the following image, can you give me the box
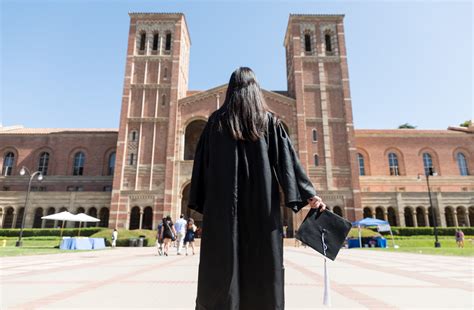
[137,237,144,247]
[129,238,138,247]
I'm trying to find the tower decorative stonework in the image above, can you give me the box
[110,13,191,229]
[284,14,362,222]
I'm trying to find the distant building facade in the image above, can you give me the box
[1,13,473,234]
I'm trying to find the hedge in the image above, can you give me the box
[0,228,105,237]
[91,229,157,247]
[371,227,474,236]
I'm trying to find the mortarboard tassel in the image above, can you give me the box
[323,257,331,306]
[322,229,332,306]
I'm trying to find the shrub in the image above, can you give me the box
[371,227,474,236]
[90,229,157,247]
[0,228,105,237]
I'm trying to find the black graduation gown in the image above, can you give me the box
[188,111,317,310]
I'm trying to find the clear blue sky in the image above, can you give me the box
[1,0,472,129]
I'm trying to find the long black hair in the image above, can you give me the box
[218,67,268,141]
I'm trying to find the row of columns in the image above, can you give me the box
[364,206,472,227]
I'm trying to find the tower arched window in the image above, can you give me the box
[129,153,136,166]
[304,33,312,52]
[139,32,146,51]
[152,33,159,51]
[164,67,168,79]
[161,94,167,106]
[2,152,15,176]
[325,33,333,52]
[357,153,365,176]
[422,153,435,176]
[165,33,172,51]
[314,154,319,166]
[108,152,116,176]
[73,152,85,176]
[388,152,399,176]
[130,130,138,142]
[38,152,50,176]
[457,152,469,176]
[312,129,317,142]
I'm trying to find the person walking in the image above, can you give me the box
[188,67,326,309]
[174,214,187,255]
[455,229,465,248]
[111,229,118,248]
[156,218,165,255]
[159,216,176,256]
[184,218,197,255]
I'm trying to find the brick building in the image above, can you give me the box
[1,13,473,234]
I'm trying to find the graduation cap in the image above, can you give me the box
[295,208,352,306]
[296,207,352,261]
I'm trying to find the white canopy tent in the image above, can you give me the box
[41,211,77,239]
[74,213,100,236]
[41,211,100,237]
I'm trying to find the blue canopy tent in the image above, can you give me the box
[352,217,397,248]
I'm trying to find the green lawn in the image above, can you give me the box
[356,235,474,257]
[0,237,104,257]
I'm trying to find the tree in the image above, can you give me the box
[398,123,417,129]
[459,120,472,127]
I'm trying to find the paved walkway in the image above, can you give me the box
[0,246,472,309]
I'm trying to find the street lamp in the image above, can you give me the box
[417,167,441,248]
[16,166,43,247]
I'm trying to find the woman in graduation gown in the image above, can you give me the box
[188,67,327,310]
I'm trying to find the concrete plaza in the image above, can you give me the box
[0,246,473,309]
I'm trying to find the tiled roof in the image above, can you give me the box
[355,128,471,137]
[128,12,184,16]
[289,14,345,17]
[0,127,118,135]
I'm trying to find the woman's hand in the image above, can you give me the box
[307,196,326,211]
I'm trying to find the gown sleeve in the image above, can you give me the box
[187,123,209,214]
[270,117,317,213]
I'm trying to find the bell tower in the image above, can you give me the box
[284,14,362,221]
[110,13,191,229]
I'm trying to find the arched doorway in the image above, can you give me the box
[184,120,207,160]
[87,207,98,227]
[99,208,109,227]
[363,207,373,218]
[129,206,140,230]
[445,207,455,227]
[142,206,153,230]
[33,208,44,228]
[416,207,426,227]
[456,206,468,227]
[404,207,414,227]
[45,207,56,228]
[333,206,343,217]
[469,207,474,227]
[3,207,14,228]
[375,207,384,220]
[428,207,436,227]
[387,207,397,226]
[15,207,25,228]
[181,183,203,230]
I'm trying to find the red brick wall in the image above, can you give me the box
[0,131,117,191]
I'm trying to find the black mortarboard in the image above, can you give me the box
[295,208,352,261]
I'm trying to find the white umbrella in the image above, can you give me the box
[74,213,100,236]
[41,211,77,242]
[41,211,77,221]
